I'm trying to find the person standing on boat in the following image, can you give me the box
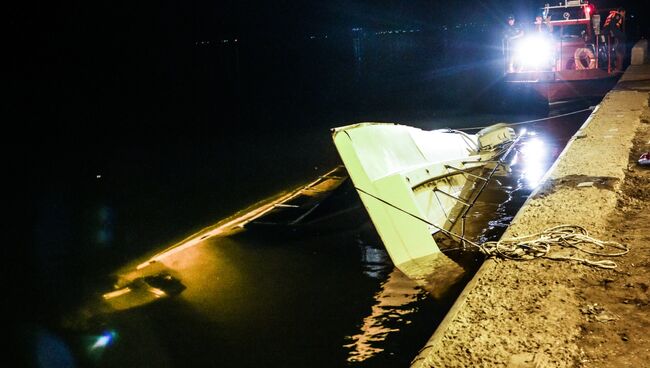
[603,7,626,71]
[533,15,553,34]
[503,15,524,73]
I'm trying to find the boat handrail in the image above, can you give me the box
[410,159,505,191]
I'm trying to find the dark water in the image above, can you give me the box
[17,27,597,367]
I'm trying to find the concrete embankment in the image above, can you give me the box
[411,50,650,367]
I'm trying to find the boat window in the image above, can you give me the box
[561,24,587,38]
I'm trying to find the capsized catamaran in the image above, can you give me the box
[332,122,518,284]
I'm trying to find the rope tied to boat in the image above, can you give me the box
[455,106,594,132]
[356,183,628,269]
[477,224,629,269]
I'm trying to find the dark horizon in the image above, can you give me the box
[9,0,647,42]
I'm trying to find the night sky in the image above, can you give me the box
[11,1,647,47]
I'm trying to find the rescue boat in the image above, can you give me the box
[502,0,621,105]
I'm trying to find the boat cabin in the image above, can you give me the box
[500,0,621,104]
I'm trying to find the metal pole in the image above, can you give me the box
[607,35,611,73]
[595,36,599,68]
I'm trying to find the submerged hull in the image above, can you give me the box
[242,166,366,232]
[503,69,620,104]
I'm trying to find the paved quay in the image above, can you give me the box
[411,58,650,367]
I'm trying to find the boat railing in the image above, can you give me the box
[438,141,519,248]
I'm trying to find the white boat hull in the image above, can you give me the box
[332,122,515,280]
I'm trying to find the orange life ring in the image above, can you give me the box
[574,48,596,70]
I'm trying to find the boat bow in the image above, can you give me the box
[332,122,517,280]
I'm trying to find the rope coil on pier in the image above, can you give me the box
[477,224,629,269]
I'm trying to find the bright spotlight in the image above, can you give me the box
[514,35,555,70]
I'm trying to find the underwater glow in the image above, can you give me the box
[91,331,117,350]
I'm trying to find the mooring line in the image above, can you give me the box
[455,107,594,132]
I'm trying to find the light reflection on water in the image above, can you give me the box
[516,135,550,188]
[344,268,424,363]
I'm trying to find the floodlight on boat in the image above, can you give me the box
[514,35,554,69]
